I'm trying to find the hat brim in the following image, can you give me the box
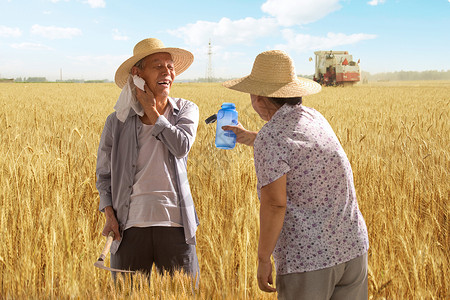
[115,47,193,88]
[223,75,322,98]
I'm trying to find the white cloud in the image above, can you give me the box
[83,0,105,8]
[0,25,22,37]
[261,0,342,26]
[10,42,53,50]
[31,24,82,39]
[367,0,386,6]
[112,29,128,41]
[275,30,377,52]
[168,17,279,47]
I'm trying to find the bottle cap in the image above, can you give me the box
[221,102,236,109]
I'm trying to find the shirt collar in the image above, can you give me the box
[271,103,289,120]
[167,97,179,114]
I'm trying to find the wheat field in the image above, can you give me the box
[0,81,448,299]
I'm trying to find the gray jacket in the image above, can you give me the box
[96,97,199,254]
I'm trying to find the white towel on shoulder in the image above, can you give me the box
[114,74,145,122]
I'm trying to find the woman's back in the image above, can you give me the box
[253,103,369,275]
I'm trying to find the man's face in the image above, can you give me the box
[139,52,175,98]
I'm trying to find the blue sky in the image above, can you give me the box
[0,0,449,81]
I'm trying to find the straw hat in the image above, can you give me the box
[223,50,321,97]
[115,38,194,88]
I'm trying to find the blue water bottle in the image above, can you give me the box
[215,103,238,149]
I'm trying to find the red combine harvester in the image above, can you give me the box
[313,51,360,86]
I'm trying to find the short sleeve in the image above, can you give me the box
[254,130,291,188]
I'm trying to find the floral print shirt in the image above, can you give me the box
[253,104,369,275]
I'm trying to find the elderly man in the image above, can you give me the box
[96,38,199,280]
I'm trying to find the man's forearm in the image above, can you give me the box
[145,107,161,125]
[104,206,116,219]
[152,106,199,158]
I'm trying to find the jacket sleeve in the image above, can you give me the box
[96,114,113,212]
[152,100,199,158]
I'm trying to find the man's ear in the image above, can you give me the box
[131,66,139,76]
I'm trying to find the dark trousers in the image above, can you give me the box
[110,226,199,281]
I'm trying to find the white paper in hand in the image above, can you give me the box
[133,75,145,91]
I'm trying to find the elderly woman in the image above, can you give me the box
[222,50,369,299]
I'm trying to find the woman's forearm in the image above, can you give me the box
[258,202,286,262]
[257,174,287,262]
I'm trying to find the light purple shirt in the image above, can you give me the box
[96,97,199,254]
[253,104,369,275]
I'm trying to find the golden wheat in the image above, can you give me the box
[0,81,448,299]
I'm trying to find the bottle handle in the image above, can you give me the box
[205,114,217,124]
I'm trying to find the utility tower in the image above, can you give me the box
[206,39,214,82]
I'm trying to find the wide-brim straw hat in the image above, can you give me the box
[115,38,194,88]
[223,50,321,97]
